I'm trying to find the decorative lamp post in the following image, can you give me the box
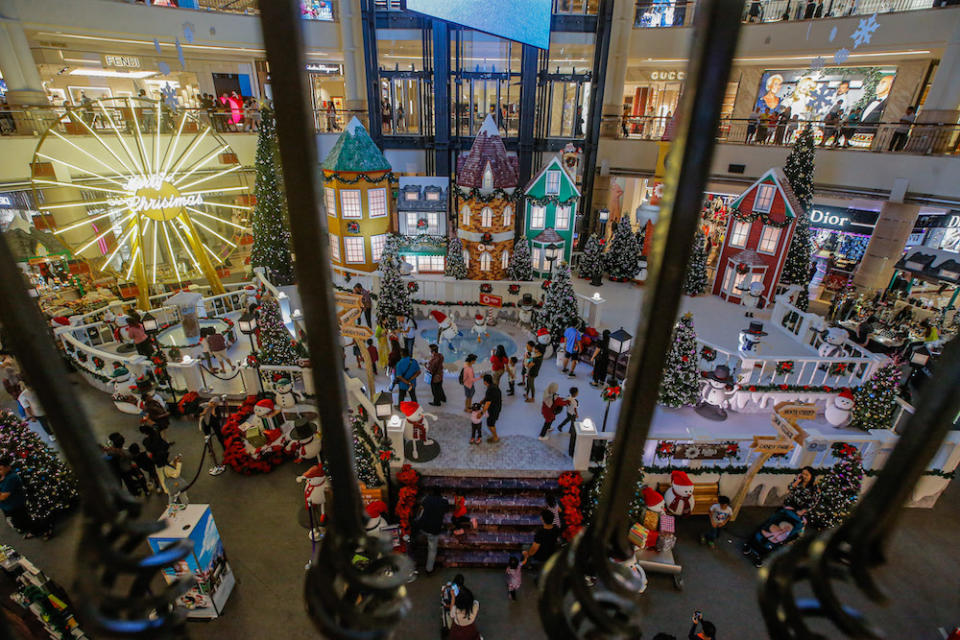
[607,327,633,386]
[141,312,159,334]
[597,208,610,239]
[374,390,394,440]
[545,243,561,277]
[238,310,263,392]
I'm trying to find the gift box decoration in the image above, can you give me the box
[627,523,649,548]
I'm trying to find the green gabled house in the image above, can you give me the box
[522,155,581,277]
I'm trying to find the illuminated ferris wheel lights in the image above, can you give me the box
[125,246,141,280]
[170,220,203,273]
[153,98,161,175]
[168,126,212,178]
[49,130,127,178]
[40,199,115,211]
[187,206,247,229]
[127,100,152,175]
[51,208,125,235]
[77,111,142,179]
[160,111,189,176]
[161,222,181,284]
[95,99,144,178]
[151,221,159,284]
[103,223,137,271]
[180,186,248,196]
[201,201,252,212]
[35,152,126,188]
[177,163,242,191]
[32,179,126,195]
[172,144,229,187]
[202,242,224,265]
[75,212,134,255]
[186,210,237,248]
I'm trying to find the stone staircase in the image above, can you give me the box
[419,475,560,568]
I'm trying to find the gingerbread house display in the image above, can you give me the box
[454,114,519,280]
[712,168,800,308]
[322,117,396,273]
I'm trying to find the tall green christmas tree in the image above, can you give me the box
[577,234,604,281]
[657,313,700,408]
[257,296,299,365]
[350,411,385,488]
[849,362,901,431]
[635,225,647,257]
[376,235,413,330]
[506,238,533,281]
[604,217,640,281]
[250,108,295,286]
[0,411,78,523]
[683,230,708,296]
[537,265,581,345]
[584,441,646,527]
[780,125,816,304]
[444,237,468,280]
[807,443,864,530]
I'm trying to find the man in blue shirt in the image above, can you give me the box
[393,348,421,404]
[398,315,415,355]
[0,456,32,538]
[561,323,583,378]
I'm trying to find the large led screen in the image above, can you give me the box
[754,66,897,123]
[406,0,552,49]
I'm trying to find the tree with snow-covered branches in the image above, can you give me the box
[536,264,581,345]
[578,233,604,281]
[377,235,413,330]
[807,443,864,530]
[506,238,533,281]
[683,230,708,296]
[604,217,640,281]
[444,237,468,280]
[250,108,295,286]
[849,361,901,431]
[780,125,816,310]
[657,313,700,408]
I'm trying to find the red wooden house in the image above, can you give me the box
[711,168,800,308]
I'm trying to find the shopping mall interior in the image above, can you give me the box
[0,0,959,638]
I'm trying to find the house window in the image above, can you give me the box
[546,170,561,195]
[329,233,341,261]
[461,205,471,226]
[532,247,542,271]
[503,205,513,228]
[340,190,362,219]
[555,205,571,230]
[529,205,546,230]
[426,191,440,201]
[344,237,365,263]
[417,255,445,272]
[427,212,439,234]
[368,188,387,218]
[405,212,419,233]
[481,207,493,227]
[482,164,494,191]
[325,187,337,217]
[479,252,492,272]
[753,183,775,214]
[370,234,387,261]
[404,191,419,201]
[501,249,510,269]
[729,220,750,248]
[758,225,781,254]
[463,249,470,267]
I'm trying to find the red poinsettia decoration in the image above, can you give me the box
[657,441,675,457]
[246,354,259,367]
[557,471,584,541]
[602,386,622,402]
[394,464,421,551]
[221,396,289,475]
[480,283,493,294]
[508,284,520,295]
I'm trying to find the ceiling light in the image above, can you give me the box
[69,68,157,79]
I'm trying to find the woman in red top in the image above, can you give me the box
[125,311,154,357]
[489,345,509,388]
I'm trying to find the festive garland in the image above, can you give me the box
[394,464,420,552]
[700,346,717,362]
[602,385,622,402]
[739,383,851,394]
[829,362,852,376]
[452,184,520,203]
[392,233,448,251]
[92,356,105,370]
[775,360,795,376]
[407,281,419,293]
[525,193,578,207]
[736,263,750,274]
[326,171,396,185]
[347,222,361,234]
[655,441,740,459]
[541,279,552,291]
[480,283,493,294]
[637,464,955,479]
[729,206,791,229]
[832,442,859,460]
[557,471,584,541]
[508,284,521,295]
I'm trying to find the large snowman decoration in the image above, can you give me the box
[696,365,737,421]
[738,321,767,353]
[739,280,766,317]
[111,366,141,414]
[471,313,489,343]
[818,327,849,358]
[400,401,437,461]
[430,310,460,352]
[663,470,695,517]
[297,463,327,540]
[825,388,855,427]
[274,377,302,413]
[285,418,322,463]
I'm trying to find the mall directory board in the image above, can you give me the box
[406,0,552,49]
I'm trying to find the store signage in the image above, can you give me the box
[106,173,204,220]
[103,55,142,68]
[0,195,13,208]
[650,70,686,81]
[809,204,877,233]
[305,63,343,75]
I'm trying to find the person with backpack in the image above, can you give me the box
[393,348,421,404]
[460,354,477,413]
[538,382,567,439]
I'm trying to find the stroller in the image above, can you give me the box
[742,507,806,568]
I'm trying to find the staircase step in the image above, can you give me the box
[420,476,560,492]
[438,495,547,513]
[436,549,521,568]
[438,531,533,551]
[443,512,542,529]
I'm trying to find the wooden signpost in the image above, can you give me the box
[730,402,815,520]
[335,290,375,399]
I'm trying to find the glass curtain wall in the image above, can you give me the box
[451,31,523,138]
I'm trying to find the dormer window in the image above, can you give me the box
[405,191,419,201]
[546,170,561,195]
[482,163,494,191]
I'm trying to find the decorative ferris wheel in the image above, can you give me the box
[30,96,253,309]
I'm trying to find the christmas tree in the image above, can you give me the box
[657,313,700,408]
[849,361,901,431]
[257,296,299,365]
[780,125,815,294]
[0,411,78,523]
[536,264,581,345]
[584,441,646,527]
[376,235,413,330]
[683,230,708,296]
[807,443,864,530]
[506,238,534,281]
[444,237,468,280]
[250,108,296,286]
[604,217,640,281]
[577,234,604,281]
[350,411,385,488]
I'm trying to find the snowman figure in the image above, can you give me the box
[663,470,695,517]
[111,366,141,414]
[399,401,437,461]
[471,313,489,343]
[364,500,389,540]
[241,398,283,456]
[818,327,849,359]
[297,463,327,541]
[825,388,855,427]
[738,280,766,317]
[430,310,460,352]
[274,377,302,413]
[696,364,737,421]
[284,418,322,463]
[738,321,767,353]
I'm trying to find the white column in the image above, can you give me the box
[599,0,635,138]
[0,18,46,105]
[337,0,367,117]
[853,201,921,291]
